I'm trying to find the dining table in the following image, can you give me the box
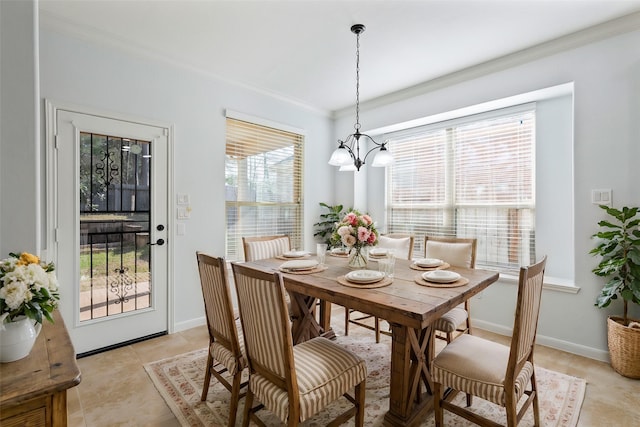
[242,252,499,427]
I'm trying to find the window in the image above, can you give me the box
[384,106,535,274]
[225,116,304,260]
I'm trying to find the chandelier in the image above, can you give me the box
[328,24,394,172]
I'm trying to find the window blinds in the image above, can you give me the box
[384,107,535,273]
[225,118,304,260]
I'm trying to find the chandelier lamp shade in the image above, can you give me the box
[328,24,394,172]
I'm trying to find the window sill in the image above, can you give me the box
[499,274,580,294]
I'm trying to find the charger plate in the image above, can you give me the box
[337,275,393,289]
[276,254,310,260]
[414,274,469,288]
[409,262,450,271]
[279,265,328,275]
[329,249,349,258]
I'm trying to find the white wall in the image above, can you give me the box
[0,0,40,256]
[334,27,640,360]
[36,26,335,332]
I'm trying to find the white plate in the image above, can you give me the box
[283,250,309,258]
[345,270,385,284]
[330,248,348,255]
[415,258,444,268]
[422,270,461,283]
[280,260,318,271]
[369,248,388,257]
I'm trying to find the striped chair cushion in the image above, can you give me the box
[433,306,468,333]
[249,337,368,423]
[244,237,290,261]
[210,318,247,375]
[432,334,533,406]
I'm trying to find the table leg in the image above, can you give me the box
[384,323,435,427]
[319,300,336,340]
[289,292,336,344]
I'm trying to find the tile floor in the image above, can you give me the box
[67,305,640,426]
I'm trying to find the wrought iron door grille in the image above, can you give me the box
[79,132,152,321]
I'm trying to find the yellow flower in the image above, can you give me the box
[16,252,40,266]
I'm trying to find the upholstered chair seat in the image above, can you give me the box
[232,262,367,426]
[432,306,469,334]
[209,317,247,378]
[432,256,547,427]
[250,337,367,423]
[196,252,248,427]
[424,236,477,343]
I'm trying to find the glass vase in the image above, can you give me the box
[348,246,368,269]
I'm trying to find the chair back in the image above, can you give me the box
[424,236,477,268]
[231,262,297,393]
[196,252,242,357]
[242,235,291,261]
[378,234,415,260]
[508,256,546,375]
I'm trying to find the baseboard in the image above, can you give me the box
[473,319,611,363]
[174,316,206,333]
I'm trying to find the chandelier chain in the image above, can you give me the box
[355,30,361,132]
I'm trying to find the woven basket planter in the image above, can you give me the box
[607,316,640,379]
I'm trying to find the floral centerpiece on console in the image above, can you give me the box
[0,252,59,326]
[332,210,379,268]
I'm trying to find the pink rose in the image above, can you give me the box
[343,212,358,226]
[367,233,377,244]
[361,215,372,225]
[357,226,371,242]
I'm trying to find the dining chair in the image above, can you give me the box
[345,233,415,343]
[242,235,291,261]
[425,236,477,343]
[432,256,547,427]
[195,252,247,427]
[231,262,367,427]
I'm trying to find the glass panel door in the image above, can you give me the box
[79,133,152,321]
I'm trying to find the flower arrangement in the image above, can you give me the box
[0,252,59,325]
[332,210,379,267]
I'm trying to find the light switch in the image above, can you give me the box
[177,207,191,219]
[591,189,612,206]
[177,194,190,205]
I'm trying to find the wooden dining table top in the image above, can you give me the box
[244,254,499,331]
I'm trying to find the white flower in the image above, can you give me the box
[338,225,353,236]
[47,271,59,291]
[0,280,31,310]
[0,252,59,324]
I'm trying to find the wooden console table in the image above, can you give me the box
[0,311,81,426]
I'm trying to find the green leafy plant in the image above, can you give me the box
[590,205,640,325]
[313,203,346,249]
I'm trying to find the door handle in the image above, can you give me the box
[148,238,165,246]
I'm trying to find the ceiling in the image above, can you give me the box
[39,0,640,113]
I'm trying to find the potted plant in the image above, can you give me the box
[590,205,640,378]
[313,203,346,249]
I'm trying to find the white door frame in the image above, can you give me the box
[45,99,175,343]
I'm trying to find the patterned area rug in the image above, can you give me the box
[145,324,585,427]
